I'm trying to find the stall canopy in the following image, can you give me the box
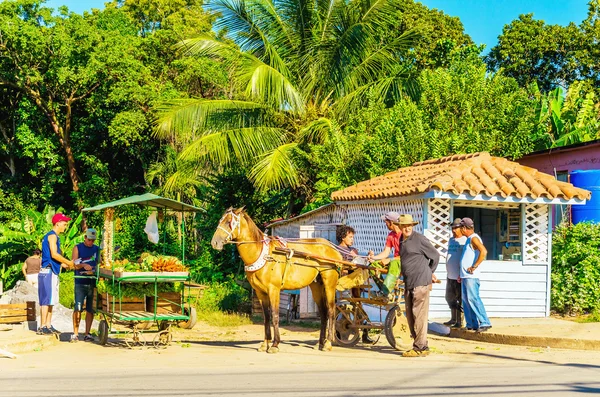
[82,193,204,212]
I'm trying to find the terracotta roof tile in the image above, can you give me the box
[331,152,591,202]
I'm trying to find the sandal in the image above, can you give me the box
[402,349,430,357]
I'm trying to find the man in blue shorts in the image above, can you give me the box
[38,213,75,335]
[71,228,100,342]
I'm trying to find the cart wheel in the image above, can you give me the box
[153,329,172,349]
[364,321,383,345]
[124,327,146,349]
[334,306,360,347]
[384,304,412,351]
[98,320,109,346]
[177,307,197,329]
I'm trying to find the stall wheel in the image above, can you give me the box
[153,329,172,349]
[98,320,109,346]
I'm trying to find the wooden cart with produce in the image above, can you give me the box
[82,194,203,348]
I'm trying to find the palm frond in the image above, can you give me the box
[179,127,285,166]
[299,117,339,144]
[242,61,304,112]
[154,98,268,140]
[249,142,300,191]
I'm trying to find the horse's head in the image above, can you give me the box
[211,207,245,250]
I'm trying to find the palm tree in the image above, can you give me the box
[155,0,417,191]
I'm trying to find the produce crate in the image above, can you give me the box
[99,268,189,279]
[146,292,181,314]
[101,293,146,312]
[0,302,36,324]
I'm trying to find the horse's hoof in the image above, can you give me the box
[258,343,268,352]
[267,346,279,354]
[322,341,332,352]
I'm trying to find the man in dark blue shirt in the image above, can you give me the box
[71,228,100,342]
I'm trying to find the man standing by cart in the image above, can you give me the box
[38,213,75,335]
[396,214,440,357]
[71,228,100,342]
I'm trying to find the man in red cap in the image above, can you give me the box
[37,213,75,335]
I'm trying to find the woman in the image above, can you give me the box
[22,248,42,287]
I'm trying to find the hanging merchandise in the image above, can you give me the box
[144,211,160,244]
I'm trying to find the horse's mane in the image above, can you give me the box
[241,210,265,242]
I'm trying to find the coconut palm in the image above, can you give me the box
[155,0,417,191]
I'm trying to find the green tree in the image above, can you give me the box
[487,4,600,92]
[307,57,542,208]
[533,82,600,148]
[156,0,418,196]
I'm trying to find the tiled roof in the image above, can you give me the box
[331,152,591,201]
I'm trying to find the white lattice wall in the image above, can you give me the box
[270,199,424,254]
[426,198,452,257]
[523,203,549,264]
[344,200,424,254]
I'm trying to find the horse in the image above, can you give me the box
[211,207,342,353]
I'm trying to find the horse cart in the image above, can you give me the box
[333,258,411,349]
[82,194,202,348]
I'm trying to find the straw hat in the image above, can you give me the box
[395,214,419,226]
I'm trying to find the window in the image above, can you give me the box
[453,206,522,261]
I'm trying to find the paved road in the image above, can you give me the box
[1,337,599,396]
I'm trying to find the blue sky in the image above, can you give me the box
[45,0,590,51]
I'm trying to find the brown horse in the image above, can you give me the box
[211,208,341,353]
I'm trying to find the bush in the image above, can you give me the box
[194,279,250,314]
[59,271,75,309]
[551,222,600,315]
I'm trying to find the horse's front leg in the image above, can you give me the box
[256,290,271,352]
[267,286,282,354]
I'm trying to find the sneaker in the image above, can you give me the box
[83,335,94,342]
[36,327,44,335]
[41,326,54,335]
[401,349,430,358]
[443,319,455,326]
[48,326,61,334]
[70,335,79,343]
[476,326,492,333]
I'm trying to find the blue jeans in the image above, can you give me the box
[74,284,95,313]
[461,278,491,329]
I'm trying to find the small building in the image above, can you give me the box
[269,152,590,319]
[517,139,600,226]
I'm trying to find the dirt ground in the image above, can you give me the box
[5,320,600,367]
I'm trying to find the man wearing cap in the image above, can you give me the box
[367,211,402,263]
[444,219,466,328]
[71,228,100,342]
[38,213,75,335]
[396,214,440,357]
[459,217,492,332]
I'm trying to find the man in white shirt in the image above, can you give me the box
[444,218,467,328]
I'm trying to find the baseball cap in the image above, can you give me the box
[51,213,71,225]
[381,211,400,223]
[450,218,462,228]
[460,217,474,228]
[85,228,97,240]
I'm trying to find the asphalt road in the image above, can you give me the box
[1,336,599,397]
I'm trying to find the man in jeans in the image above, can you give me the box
[459,218,492,332]
[444,219,466,328]
[71,228,100,342]
[396,214,440,357]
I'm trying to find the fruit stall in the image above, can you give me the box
[82,193,203,348]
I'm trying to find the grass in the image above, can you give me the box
[572,312,600,323]
[197,311,253,327]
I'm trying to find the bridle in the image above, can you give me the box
[217,209,241,243]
